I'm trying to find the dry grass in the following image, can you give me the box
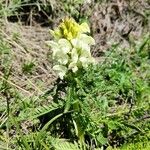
[0,22,56,98]
[89,0,150,56]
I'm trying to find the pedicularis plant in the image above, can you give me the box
[42,18,149,149]
[46,18,96,147]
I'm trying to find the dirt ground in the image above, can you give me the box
[1,22,56,97]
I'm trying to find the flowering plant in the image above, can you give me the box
[46,17,95,79]
[45,18,96,146]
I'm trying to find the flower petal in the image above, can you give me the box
[71,38,92,53]
[79,57,88,68]
[71,48,78,63]
[45,40,58,48]
[45,41,60,57]
[58,39,72,54]
[80,22,90,33]
[68,62,78,73]
[50,29,62,39]
[79,55,95,68]
[53,65,67,79]
[79,34,95,45]
[72,66,78,72]
[56,54,69,65]
[71,38,78,47]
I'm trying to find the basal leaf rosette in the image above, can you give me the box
[46,18,95,79]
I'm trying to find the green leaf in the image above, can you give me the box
[53,140,81,150]
[97,133,108,145]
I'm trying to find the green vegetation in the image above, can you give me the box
[0,0,150,149]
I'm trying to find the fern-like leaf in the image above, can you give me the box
[31,101,64,119]
[18,101,64,121]
[52,140,81,150]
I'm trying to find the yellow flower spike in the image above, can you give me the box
[50,17,88,40]
[47,17,96,79]
[63,28,68,37]
[67,32,73,41]
[50,29,61,40]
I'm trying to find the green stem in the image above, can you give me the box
[65,77,86,148]
[64,81,75,112]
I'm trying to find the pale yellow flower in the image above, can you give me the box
[68,48,79,72]
[53,65,67,79]
[46,17,96,79]
[46,38,72,65]
[71,34,95,68]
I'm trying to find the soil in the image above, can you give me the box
[1,22,56,97]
